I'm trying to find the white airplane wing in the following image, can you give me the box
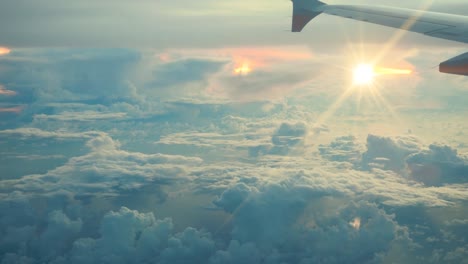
[291,0,468,75]
[292,0,468,43]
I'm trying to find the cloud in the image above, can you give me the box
[34,111,127,122]
[213,181,410,263]
[319,135,362,164]
[0,106,22,114]
[2,131,468,262]
[61,207,215,264]
[407,144,468,186]
[0,133,202,198]
[249,122,308,157]
[0,85,16,96]
[34,211,82,261]
[361,134,422,172]
[150,59,225,88]
[0,49,141,105]
[0,127,103,139]
[1,45,468,264]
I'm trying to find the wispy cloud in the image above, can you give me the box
[0,106,22,114]
[0,85,16,96]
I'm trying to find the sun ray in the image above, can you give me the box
[372,0,435,65]
[368,82,405,125]
[314,85,355,127]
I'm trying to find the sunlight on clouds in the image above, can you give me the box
[160,46,313,67]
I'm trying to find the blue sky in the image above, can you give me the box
[1,1,468,263]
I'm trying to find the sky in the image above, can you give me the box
[1,0,468,263]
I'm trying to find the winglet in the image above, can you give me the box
[292,0,325,32]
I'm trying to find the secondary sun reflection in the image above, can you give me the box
[234,63,252,75]
[0,47,10,56]
[350,217,361,230]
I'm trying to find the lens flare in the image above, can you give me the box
[0,47,10,56]
[375,67,412,75]
[350,217,361,230]
[234,63,252,75]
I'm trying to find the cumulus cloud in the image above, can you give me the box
[249,122,308,157]
[361,134,422,172]
[319,135,362,164]
[1,45,468,264]
[407,144,468,186]
[213,180,410,264]
[2,130,468,263]
[3,135,201,195]
[1,206,217,264]
[0,49,141,106]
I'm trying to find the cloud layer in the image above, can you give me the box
[1,48,468,263]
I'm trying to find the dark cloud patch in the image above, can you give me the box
[407,144,468,186]
[319,135,362,164]
[249,122,307,157]
[0,49,141,103]
[361,134,422,172]
[0,128,94,180]
[269,122,307,155]
[0,49,142,128]
[213,180,409,264]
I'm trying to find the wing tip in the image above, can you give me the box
[291,0,325,32]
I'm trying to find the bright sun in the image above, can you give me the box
[353,64,375,85]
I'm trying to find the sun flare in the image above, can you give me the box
[0,47,10,56]
[353,64,375,85]
[234,63,252,75]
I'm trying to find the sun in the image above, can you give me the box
[353,64,375,85]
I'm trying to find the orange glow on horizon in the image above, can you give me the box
[0,47,10,56]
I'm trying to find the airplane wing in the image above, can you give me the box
[292,0,468,44]
[291,0,468,76]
